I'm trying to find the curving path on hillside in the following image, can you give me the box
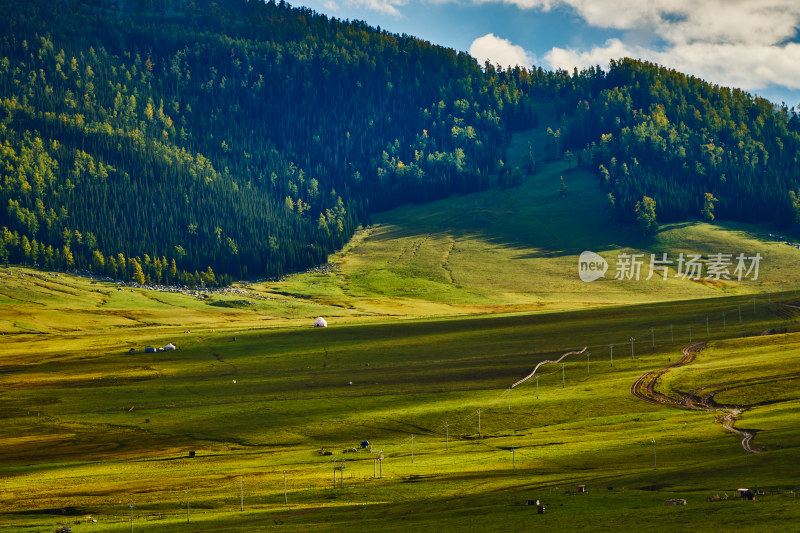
[630,342,761,453]
[511,347,587,388]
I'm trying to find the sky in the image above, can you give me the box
[294,0,800,108]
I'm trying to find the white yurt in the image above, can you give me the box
[314,317,328,327]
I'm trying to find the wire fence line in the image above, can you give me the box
[79,289,800,525]
[348,289,800,464]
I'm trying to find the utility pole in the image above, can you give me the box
[630,337,635,359]
[652,439,657,470]
[129,501,134,533]
[561,363,565,387]
[374,453,377,478]
[609,344,613,367]
[186,489,190,524]
[283,471,287,505]
[240,477,244,511]
[379,450,383,478]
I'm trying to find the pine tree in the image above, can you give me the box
[635,196,658,235]
[91,250,105,272]
[701,193,718,222]
[63,246,75,269]
[788,190,800,225]
[131,258,146,284]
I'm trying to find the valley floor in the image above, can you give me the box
[2,147,800,531]
[1,269,799,531]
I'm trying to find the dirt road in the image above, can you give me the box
[630,342,760,453]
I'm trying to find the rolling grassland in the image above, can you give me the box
[270,131,800,317]
[1,271,799,531]
[2,133,800,531]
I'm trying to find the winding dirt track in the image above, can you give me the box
[512,347,587,388]
[630,342,761,453]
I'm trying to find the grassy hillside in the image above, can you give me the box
[1,276,799,531]
[9,144,798,335]
[265,130,800,317]
[0,266,353,337]
[2,127,799,531]
[3,3,800,530]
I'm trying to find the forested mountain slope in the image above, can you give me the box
[553,60,800,225]
[0,0,536,285]
[1,0,799,287]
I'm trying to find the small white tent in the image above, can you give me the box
[314,317,328,327]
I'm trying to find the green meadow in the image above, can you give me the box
[2,136,800,531]
[267,130,800,318]
[2,268,800,531]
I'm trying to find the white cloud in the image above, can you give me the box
[544,38,638,70]
[470,0,800,93]
[345,0,407,16]
[666,42,800,91]
[469,33,536,68]
[545,39,800,91]
[475,0,800,44]
[323,0,340,9]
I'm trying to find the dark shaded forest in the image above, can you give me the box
[0,0,542,285]
[550,60,800,227]
[1,0,799,285]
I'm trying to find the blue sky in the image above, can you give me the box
[295,0,800,108]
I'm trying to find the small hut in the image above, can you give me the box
[314,317,328,327]
[164,343,176,350]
